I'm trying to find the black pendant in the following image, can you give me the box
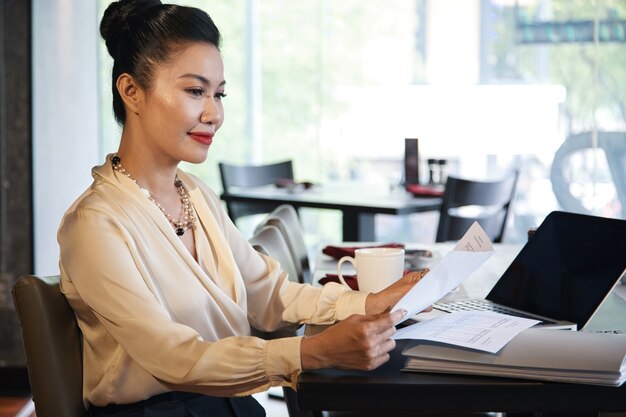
[176,228,185,236]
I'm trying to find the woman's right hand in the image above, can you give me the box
[300,309,406,371]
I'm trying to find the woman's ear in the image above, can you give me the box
[116,73,144,116]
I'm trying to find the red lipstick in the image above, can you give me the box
[189,132,214,146]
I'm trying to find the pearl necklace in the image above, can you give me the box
[111,155,197,236]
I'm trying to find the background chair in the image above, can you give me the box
[551,131,626,219]
[436,171,519,243]
[12,275,86,417]
[249,224,301,285]
[219,160,294,224]
[248,225,318,417]
[248,224,303,341]
[254,204,311,285]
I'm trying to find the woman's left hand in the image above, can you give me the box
[365,269,430,315]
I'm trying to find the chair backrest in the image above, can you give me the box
[436,171,519,243]
[218,160,294,222]
[255,205,311,284]
[247,227,319,417]
[249,225,300,284]
[551,131,626,219]
[12,275,86,417]
[248,225,304,343]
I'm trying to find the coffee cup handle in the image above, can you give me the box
[337,256,356,289]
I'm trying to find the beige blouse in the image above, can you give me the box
[58,157,368,407]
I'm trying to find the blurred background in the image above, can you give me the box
[99,0,626,246]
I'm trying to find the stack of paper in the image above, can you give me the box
[403,328,626,386]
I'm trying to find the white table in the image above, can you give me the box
[313,242,522,299]
[313,242,626,331]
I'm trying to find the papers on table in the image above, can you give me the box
[402,328,626,386]
[393,222,495,324]
[394,311,539,353]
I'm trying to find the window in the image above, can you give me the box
[98,0,626,244]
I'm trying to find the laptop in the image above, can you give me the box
[433,211,626,330]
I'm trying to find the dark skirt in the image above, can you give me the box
[89,391,266,417]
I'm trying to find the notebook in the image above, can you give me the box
[433,211,626,330]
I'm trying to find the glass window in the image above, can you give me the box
[98,0,626,244]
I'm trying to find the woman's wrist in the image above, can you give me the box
[364,270,429,315]
[300,335,328,370]
[365,292,387,315]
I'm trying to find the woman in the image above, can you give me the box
[59,1,425,415]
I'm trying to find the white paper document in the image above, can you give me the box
[393,222,495,324]
[394,311,539,353]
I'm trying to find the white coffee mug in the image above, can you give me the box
[336,247,405,293]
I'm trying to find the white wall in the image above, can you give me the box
[33,0,100,275]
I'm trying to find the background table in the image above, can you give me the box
[221,183,442,241]
[301,243,626,415]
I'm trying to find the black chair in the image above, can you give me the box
[436,171,519,243]
[218,160,294,223]
[12,275,87,417]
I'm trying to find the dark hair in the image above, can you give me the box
[100,0,222,124]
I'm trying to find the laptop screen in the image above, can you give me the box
[486,211,626,329]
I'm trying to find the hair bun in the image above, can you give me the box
[100,0,162,58]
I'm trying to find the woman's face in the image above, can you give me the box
[135,42,225,165]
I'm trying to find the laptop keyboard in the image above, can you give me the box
[433,299,555,324]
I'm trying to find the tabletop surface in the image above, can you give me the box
[222,182,442,214]
[313,242,519,300]
[297,338,626,413]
